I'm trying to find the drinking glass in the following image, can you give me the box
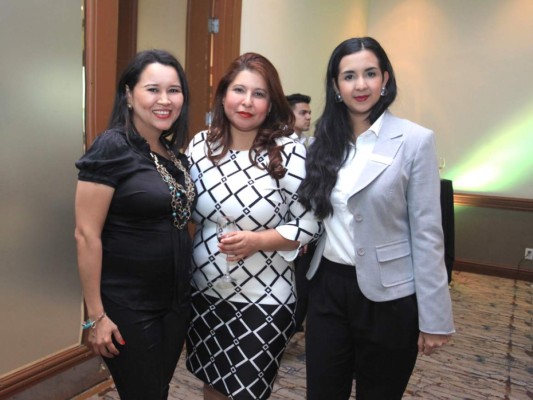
[215,215,237,289]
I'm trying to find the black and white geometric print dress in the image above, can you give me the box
[185,131,321,400]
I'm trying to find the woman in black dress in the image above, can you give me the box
[74,50,196,399]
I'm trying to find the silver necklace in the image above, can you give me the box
[150,148,195,229]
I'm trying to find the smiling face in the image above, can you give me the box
[127,62,184,139]
[223,69,270,137]
[336,50,389,125]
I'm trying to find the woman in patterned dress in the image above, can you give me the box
[186,53,321,400]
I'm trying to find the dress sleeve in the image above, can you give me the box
[185,131,208,164]
[275,141,323,261]
[75,130,135,188]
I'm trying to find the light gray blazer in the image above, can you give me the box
[307,111,455,334]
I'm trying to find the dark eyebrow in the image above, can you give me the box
[143,83,182,89]
[341,66,378,75]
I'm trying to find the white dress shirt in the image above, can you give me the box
[323,114,385,265]
[289,132,315,147]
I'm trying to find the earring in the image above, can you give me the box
[335,92,343,103]
[127,104,133,110]
[380,87,388,96]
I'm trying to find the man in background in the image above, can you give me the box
[286,93,314,147]
[286,93,315,334]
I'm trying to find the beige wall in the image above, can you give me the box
[242,0,533,200]
[241,0,370,125]
[368,0,533,200]
[0,0,83,378]
[137,0,187,65]
[366,0,533,267]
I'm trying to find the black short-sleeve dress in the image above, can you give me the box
[75,129,194,312]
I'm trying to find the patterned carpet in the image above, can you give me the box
[79,271,533,399]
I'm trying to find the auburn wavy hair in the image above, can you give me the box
[206,52,294,179]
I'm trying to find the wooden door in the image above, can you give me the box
[85,0,137,147]
[186,0,241,138]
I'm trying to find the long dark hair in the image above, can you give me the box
[297,37,397,219]
[108,49,190,150]
[206,52,294,179]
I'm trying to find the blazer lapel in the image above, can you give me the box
[348,112,404,197]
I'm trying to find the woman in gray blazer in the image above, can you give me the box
[298,37,454,400]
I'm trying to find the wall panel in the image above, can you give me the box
[0,0,84,382]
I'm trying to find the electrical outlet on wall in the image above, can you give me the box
[525,248,533,260]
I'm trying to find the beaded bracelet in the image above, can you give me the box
[81,312,106,330]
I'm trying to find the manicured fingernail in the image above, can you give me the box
[120,340,126,345]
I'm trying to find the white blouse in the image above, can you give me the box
[323,113,384,265]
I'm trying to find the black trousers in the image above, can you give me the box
[103,300,190,400]
[306,258,419,400]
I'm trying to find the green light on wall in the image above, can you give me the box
[448,105,533,194]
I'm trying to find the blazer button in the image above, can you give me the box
[357,248,365,256]
[355,214,363,222]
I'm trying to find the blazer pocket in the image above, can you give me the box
[376,239,414,287]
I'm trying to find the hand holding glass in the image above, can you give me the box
[216,215,237,289]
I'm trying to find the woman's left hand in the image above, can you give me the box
[417,332,451,355]
[218,231,260,261]
[88,315,125,358]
